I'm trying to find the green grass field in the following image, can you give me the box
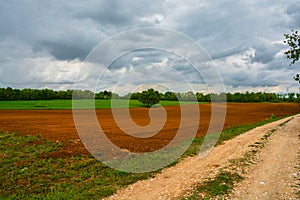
[0,132,153,199]
[0,99,199,110]
[0,115,286,199]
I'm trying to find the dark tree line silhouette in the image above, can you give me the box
[0,87,299,103]
[0,87,117,100]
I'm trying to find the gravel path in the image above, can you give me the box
[105,115,300,200]
[230,114,300,200]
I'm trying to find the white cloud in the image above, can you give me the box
[0,0,299,93]
[139,14,165,24]
[0,56,82,90]
[132,57,143,62]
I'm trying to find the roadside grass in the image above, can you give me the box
[183,114,285,157]
[183,171,243,200]
[0,99,199,110]
[0,115,289,199]
[0,132,153,199]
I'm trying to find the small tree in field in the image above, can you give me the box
[138,88,160,107]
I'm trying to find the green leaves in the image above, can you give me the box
[284,30,300,83]
[284,30,300,65]
[138,88,160,107]
[294,74,300,83]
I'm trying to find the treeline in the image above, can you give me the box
[128,91,300,103]
[0,87,299,102]
[0,87,118,100]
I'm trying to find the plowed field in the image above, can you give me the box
[0,103,299,157]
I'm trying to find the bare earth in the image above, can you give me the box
[0,103,299,157]
[106,115,300,200]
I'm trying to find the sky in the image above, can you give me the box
[1,0,300,94]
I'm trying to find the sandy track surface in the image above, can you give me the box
[230,114,300,199]
[106,115,300,200]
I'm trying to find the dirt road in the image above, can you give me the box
[106,115,300,200]
[230,114,300,199]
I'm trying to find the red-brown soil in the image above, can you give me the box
[0,103,299,157]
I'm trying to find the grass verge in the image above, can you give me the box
[0,132,153,199]
[183,114,288,157]
[183,171,243,200]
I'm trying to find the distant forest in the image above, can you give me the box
[0,87,299,103]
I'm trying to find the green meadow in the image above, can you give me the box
[0,99,199,110]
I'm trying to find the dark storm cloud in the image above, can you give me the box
[0,1,106,61]
[37,41,89,60]
[0,0,300,92]
[285,2,300,28]
[73,1,136,26]
[250,39,284,64]
[0,0,167,61]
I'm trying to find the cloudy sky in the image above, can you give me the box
[1,0,300,94]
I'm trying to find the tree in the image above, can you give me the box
[103,90,112,99]
[164,91,178,101]
[288,93,295,102]
[295,74,300,83]
[138,88,160,107]
[284,30,300,83]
